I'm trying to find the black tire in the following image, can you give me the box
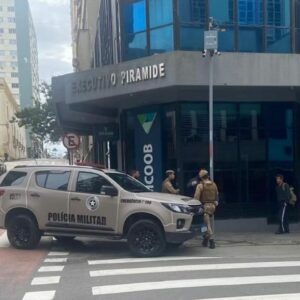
[7,214,41,249]
[54,236,75,243]
[127,219,166,257]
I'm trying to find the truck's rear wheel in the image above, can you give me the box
[127,219,166,257]
[7,215,41,249]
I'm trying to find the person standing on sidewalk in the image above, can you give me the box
[130,169,140,180]
[275,174,290,234]
[194,169,219,249]
[162,170,180,194]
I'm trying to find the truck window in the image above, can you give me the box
[106,172,150,193]
[0,171,27,186]
[36,171,71,191]
[76,172,113,194]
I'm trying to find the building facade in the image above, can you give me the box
[53,0,300,222]
[15,0,40,158]
[0,0,40,158]
[0,78,26,160]
[0,0,21,102]
[71,0,101,72]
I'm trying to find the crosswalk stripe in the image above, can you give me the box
[48,252,69,256]
[23,290,56,300]
[31,276,60,285]
[90,260,300,277]
[92,274,300,295]
[195,293,300,300]
[44,258,68,263]
[38,266,65,272]
[88,256,220,265]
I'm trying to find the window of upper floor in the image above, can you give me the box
[121,0,174,61]
[118,0,300,61]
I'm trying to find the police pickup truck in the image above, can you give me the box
[0,165,204,257]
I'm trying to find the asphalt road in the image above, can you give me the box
[1,230,300,300]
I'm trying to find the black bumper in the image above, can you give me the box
[165,226,199,244]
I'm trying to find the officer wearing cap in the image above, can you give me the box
[194,169,219,249]
[162,170,180,194]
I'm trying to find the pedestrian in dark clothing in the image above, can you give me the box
[275,174,290,234]
[186,174,201,197]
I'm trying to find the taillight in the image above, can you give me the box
[0,190,5,197]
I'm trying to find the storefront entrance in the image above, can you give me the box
[122,101,298,222]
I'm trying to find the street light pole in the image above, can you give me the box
[204,17,220,181]
[209,54,214,181]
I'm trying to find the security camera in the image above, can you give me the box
[202,49,207,58]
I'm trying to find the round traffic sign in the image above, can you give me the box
[62,133,80,150]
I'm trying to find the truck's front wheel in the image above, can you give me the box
[127,219,166,257]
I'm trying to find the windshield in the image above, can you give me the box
[106,173,150,193]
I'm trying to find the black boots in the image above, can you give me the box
[202,238,209,247]
[209,239,216,249]
[203,238,216,249]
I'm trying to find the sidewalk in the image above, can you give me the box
[187,230,300,248]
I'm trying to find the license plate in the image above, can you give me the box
[201,226,208,233]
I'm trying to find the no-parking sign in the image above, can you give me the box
[62,133,80,150]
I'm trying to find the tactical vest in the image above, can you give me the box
[201,181,217,204]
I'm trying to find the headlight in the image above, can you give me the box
[161,203,192,214]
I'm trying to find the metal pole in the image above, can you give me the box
[69,150,73,165]
[209,54,214,181]
[107,141,111,169]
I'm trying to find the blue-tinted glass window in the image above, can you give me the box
[240,103,266,162]
[180,26,204,51]
[179,0,206,24]
[240,103,265,132]
[150,26,174,54]
[214,104,238,163]
[295,28,300,53]
[149,0,173,28]
[267,0,290,27]
[266,27,291,53]
[239,26,264,52]
[209,0,234,25]
[238,0,264,25]
[218,27,235,51]
[123,0,146,34]
[296,1,300,28]
[268,106,293,162]
[181,103,208,163]
[123,32,147,60]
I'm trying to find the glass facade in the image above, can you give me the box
[122,0,174,61]
[123,102,296,220]
[120,0,300,61]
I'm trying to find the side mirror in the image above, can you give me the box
[100,185,118,197]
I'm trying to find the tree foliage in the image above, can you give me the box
[12,82,62,143]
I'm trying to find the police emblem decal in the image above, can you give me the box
[86,196,100,211]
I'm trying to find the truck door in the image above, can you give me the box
[27,170,71,230]
[68,171,119,234]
